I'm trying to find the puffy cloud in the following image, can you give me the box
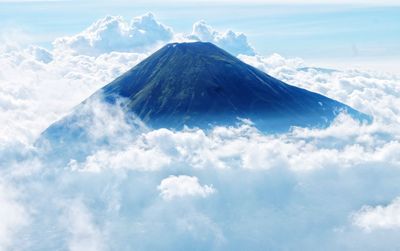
[158,175,215,200]
[188,20,255,56]
[353,197,400,232]
[53,13,173,56]
[52,14,256,57]
[67,113,400,174]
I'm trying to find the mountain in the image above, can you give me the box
[38,42,369,161]
[100,41,368,129]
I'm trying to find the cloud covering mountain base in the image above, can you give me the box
[1,13,400,251]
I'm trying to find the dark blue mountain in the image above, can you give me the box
[38,42,369,161]
[100,42,368,129]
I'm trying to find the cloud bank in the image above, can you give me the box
[1,12,400,251]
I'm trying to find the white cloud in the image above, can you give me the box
[53,13,173,56]
[0,181,28,251]
[62,199,105,251]
[188,20,255,56]
[65,112,399,173]
[52,14,256,57]
[353,197,400,232]
[158,175,215,200]
[74,146,171,172]
[239,53,304,75]
[239,54,400,125]
[0,43,146,148]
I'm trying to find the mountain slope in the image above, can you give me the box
[98,42,367,129]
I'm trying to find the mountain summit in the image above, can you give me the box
[98,42,367,129]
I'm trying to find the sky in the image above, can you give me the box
[0,0,399,73]
[1,1,400,250]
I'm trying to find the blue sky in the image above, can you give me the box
[1,1,399,73]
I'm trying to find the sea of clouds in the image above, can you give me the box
[1,13,400,251]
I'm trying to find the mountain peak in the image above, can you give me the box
[167,41,215,48]
[164,41,229,53]
[44,41,369,140]
[166,41,221,49]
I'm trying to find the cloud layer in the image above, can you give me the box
[1,12,400,251]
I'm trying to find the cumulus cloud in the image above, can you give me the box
[188,20,255,56]
[52,13,256,57]
[158,175,215,200]
[352,197,400,232]
[53,13,173,56]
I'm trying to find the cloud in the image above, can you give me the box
[65,113,400,174]
[53,13,256,57]
[71,145,171,172]
[188,20,255,56]
[26,46,53,63]
[0,43,146,149]
[158,175,215,200]
[352,197,400,232]
[53,13,173,56]
[62,199,105,251]
[239,54,400,125]
[0,180,28,251]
